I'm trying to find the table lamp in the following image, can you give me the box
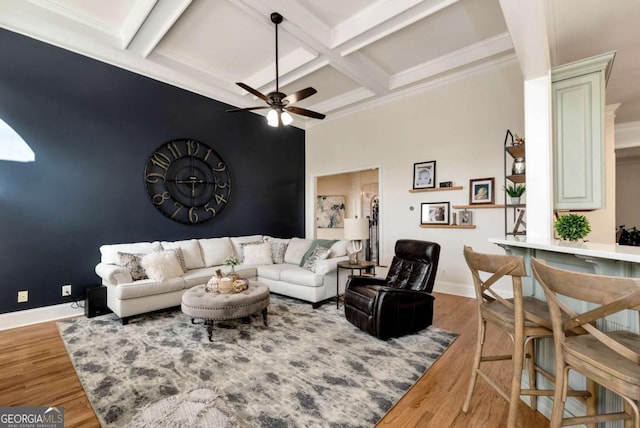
[344,218,369,264]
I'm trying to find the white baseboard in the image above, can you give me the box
[0,303,85,331]
[434,280,476,298]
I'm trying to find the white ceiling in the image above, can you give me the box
[0,0,638,130]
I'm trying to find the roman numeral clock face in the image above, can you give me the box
[144,139,231,224]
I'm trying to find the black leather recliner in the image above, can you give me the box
[344,239,441,339]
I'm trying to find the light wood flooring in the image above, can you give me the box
[0,292,550,427]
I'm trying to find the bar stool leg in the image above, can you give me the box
[508,332,526,427]
[463,318,486,413]
[526,338,538,411]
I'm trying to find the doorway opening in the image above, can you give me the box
[314,167,380,264]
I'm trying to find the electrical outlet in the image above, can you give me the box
[18,290,28,303]
[62,284,72,296]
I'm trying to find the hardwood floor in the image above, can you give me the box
[0,292,549,427]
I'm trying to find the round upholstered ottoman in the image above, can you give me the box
[181,281,270,341]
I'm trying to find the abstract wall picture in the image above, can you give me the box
[316,195,346,228]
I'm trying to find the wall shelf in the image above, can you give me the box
[409,186,463,193]
[419,224,476,229]
[452,204,504,209]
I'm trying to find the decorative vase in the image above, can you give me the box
[512,157,525,175]
[205,276,219,293]
[509,196,521,205]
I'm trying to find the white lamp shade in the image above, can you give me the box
[344,218,369,240]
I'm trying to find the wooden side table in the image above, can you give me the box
[336,260,377,308]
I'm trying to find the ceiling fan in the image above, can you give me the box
[226,12,326,127]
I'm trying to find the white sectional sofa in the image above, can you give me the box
[94,235,350,324]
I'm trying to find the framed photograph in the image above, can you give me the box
[413,161,436,189]
[421,202,450,225]
[316,195,346,228]
[459,209,473,225]
[469,177,495,205]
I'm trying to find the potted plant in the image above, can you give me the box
[223,254,240,280]
[554,214,591,241]
[503,184,526,204]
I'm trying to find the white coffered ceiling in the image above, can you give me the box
[1,0,638,129]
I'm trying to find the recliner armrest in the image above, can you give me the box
[376,287,434,300]
[346,275,386,289]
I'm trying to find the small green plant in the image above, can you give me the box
[223,254,240,273]
[554,214,591,241]
[503,184,526,197]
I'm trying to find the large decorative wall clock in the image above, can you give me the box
[144,139,231,224]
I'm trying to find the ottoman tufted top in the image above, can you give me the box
[181,282,270,321]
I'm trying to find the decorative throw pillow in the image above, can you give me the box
[239,241,264,262]
[159,247,187,272]
[269,242,288,264]
[242,242,273,265]
[303,247,331,272]
[117,252,147,281]
[299,239,337,267]
[141,251,184,281]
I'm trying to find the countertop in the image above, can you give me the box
[489,236,640,263]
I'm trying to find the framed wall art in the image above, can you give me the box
[469,177,495,205]
[420,202,449,225]
[316,195,346,228]
[459,209,473,225]
[413,161,436,189]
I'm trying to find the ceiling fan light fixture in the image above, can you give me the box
[281,111,293,126]
[227,12,325,125]
[267,108,279,127]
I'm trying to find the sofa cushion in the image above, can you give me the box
[230,235,263,260]
[199,237,233,267]
[161,239,205,270]
[112,277,185,300]
[256,264,293,281]
[330,240,349,257]
[182,267,218,288]
[141,251,184,281]
[243,242,273,265]
[221,265,258,279]
[117,252,147,281]
[284,238,313,265]
[280,266,324,287]
[101,242,161,264]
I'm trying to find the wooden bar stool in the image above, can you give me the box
[462,246,558,427]
[531,258,640,428]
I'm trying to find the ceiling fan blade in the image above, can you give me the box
[236,82,269,102]
[283,87,317,105]
[226,106,270,113]
[286,106,326,120]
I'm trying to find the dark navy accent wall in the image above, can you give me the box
[0,29,305,314]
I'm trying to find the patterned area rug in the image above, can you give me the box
[58,295,457,427]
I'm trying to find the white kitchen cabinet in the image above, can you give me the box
[552,52,615,210]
